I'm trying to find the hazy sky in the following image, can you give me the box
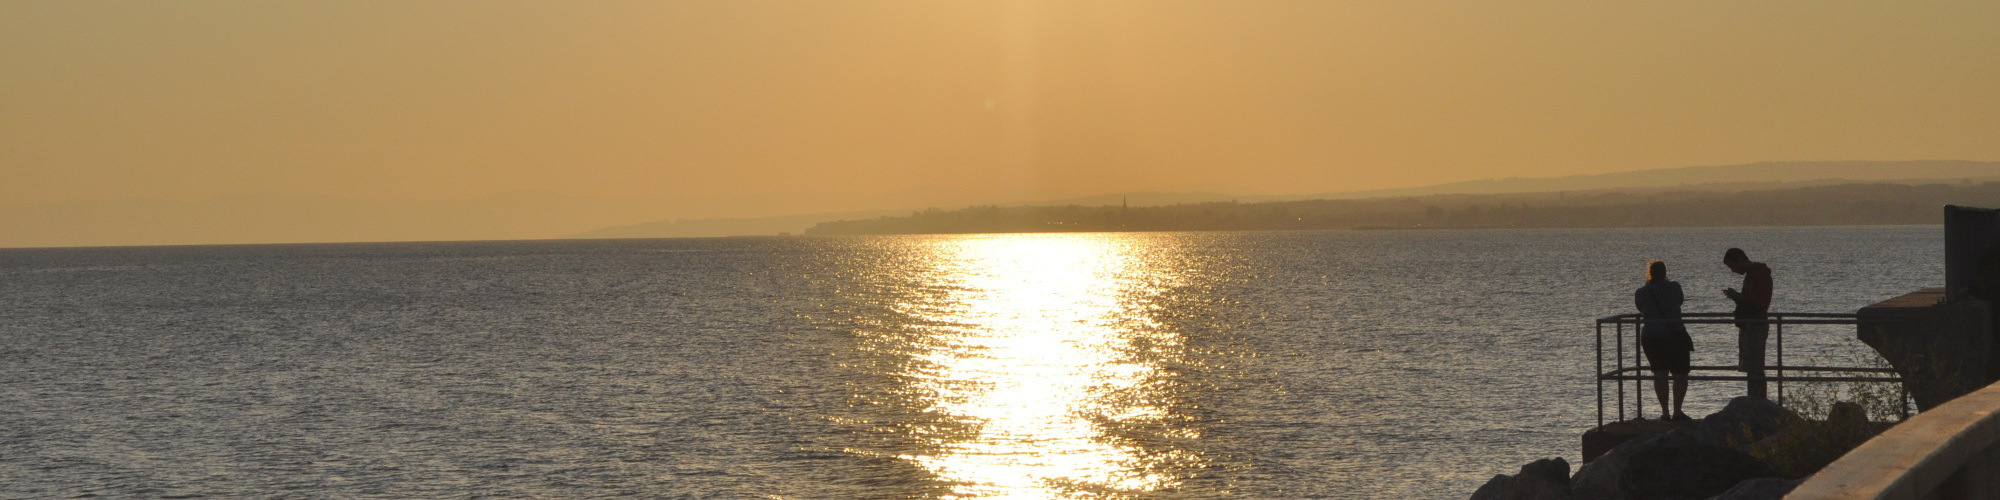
[5,1,1999,218]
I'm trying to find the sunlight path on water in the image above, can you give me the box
[893,234,1200,499]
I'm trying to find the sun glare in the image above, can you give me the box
[885,234,1199,498]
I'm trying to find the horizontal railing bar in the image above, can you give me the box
[1600,366,1896,374]
[1597,318,1886,325]
[1601,375,1903,383]
[1592,310,1856,318]
[1597,312,1901,325]
[1602,312,1864,318]
[1680,312,1861,318]
[1769,366,1904,373]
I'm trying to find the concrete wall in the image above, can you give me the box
[1789,379,2000,499]
[1945,205,2000,303]
[1857,289,1993,411]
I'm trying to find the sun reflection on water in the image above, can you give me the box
[882,234,1203,499]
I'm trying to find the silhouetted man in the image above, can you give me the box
[1723,248,1773,399]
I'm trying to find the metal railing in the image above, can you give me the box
[1595,312,1908,426]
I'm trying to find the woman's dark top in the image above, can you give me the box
[1635,279,1686,340]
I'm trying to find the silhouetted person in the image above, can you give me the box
[1723,248,1773,399]
[1636,260,1692,420]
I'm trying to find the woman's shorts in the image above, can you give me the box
[1642,332,1693,374]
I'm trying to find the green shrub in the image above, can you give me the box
[1751,345,1907,478]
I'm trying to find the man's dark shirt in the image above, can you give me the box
[1734,263,1773,316]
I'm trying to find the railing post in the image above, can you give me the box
[1596,320,1605,427]
[1632,320,1643,419]
[1617,319,1626,422]
[1776,315,1785,406]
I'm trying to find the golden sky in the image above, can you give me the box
[3,1,1998,244]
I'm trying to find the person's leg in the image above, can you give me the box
[1671,370,1689,419]
[1739,323,1770,399]
[1642,336,1672,418]
[1652,369,1671,417]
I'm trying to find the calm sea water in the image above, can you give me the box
[0,226,1942,499]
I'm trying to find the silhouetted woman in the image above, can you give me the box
[1636,260,1692,421]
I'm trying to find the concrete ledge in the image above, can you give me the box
[1789,379,2000,499]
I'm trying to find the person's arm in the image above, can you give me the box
[1723,283,1748,307]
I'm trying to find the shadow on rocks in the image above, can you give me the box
[1699,397,1804,448]
[1570,429,1777,500]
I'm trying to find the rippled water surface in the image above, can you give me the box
[0,227,1942,498]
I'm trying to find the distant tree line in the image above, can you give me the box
[804,182,2000,235]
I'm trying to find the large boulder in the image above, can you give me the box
[1569,429,1778,500]
[1582,419,1691,462]
[1702,478,1801,500]
[1468,458,1572,500]
[1697,397,1802,448]
[1570,445,1631,500]
[1518,457,1571,485]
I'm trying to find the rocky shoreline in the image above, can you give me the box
[1468,397,1889,500]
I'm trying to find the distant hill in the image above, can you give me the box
[590,160,2000,239]
[805,181,2000,235]
[814,160,2000,212]
[1282,160,2000,200]
[903,161,2000,209]
[1035,191,1242,207]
